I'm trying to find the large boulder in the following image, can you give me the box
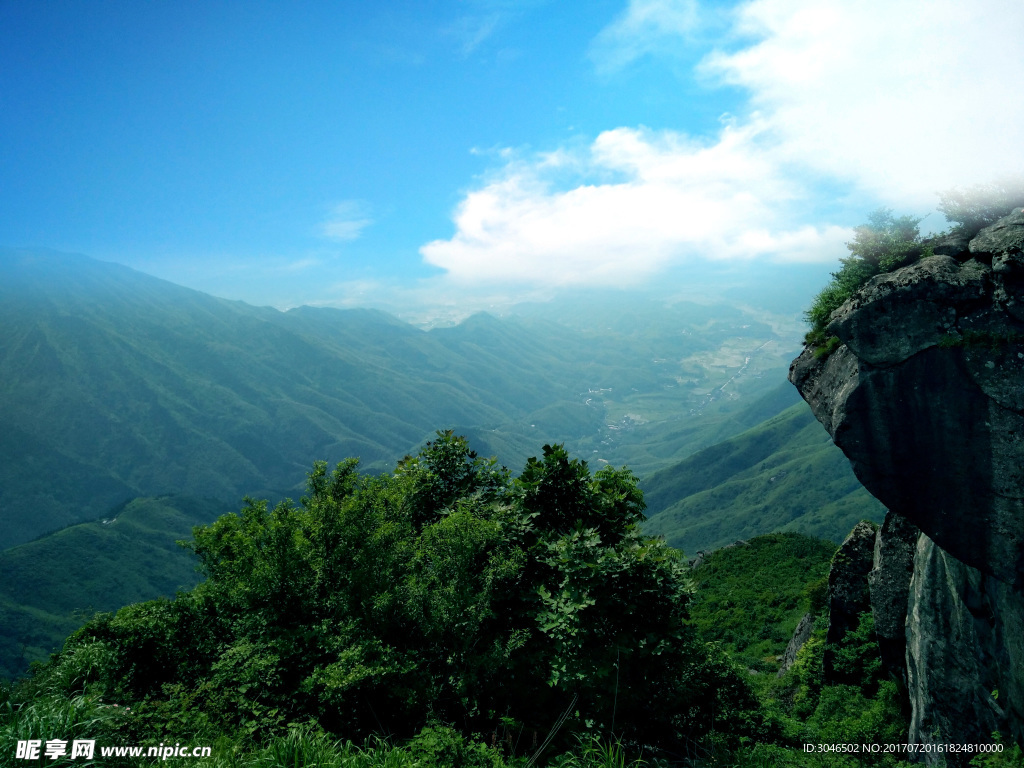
[927,230,971,260]
[969,208,1024,257]
[790,255,1024,588]
[790,227,1024,758]
[868,511,920,681]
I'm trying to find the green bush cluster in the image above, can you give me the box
[685,534,836,670]
[938,178,1024,238]
[7,433,765,764]
[805,179,1024,351]
[805,208,927,347]
[758,610,910,766]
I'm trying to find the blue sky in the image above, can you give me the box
[3,0,1023,315]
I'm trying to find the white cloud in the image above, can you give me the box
[282,257,321,273]
[421,121,849,287]
[446,13,502,56]
[422,0,1024,288]
[589,0,701,72]
[444,1,549,57]
[321,201,373,242]
[701,0,1024,204]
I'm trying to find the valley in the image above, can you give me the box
[0,248,883,681]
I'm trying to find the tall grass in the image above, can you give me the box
[0,693,125,768]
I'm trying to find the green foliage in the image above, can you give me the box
[812,336,841,359]
[804,208,925,343]
[27,433,761,758]
[685,534,836,670]
[730,741,914,768]
[676,541,912,768]
[803,682,905,745]
[407,725,510,768]
[802,575,829,615]
[0,495,228,681]
[970,733,1024,768]
[826,613,882,692]
[642,403,885,553]
[550,735,669,768]
[179,726,513,768]
[0,695,128,768]
[938,177,1024,237]
[846,209,926,271]
[761,610,908,765]
[0,656,134,768]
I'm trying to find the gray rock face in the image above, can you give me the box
[868,511,920,681]
[790,224,1024,756]
[778,612,816,677]
[823,521,876,683]
[928,230,972,259]
[969,208,1024,257]
[790,255,1024,588]
[906,535,1024,766]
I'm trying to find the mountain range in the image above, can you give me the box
[1,247,808,547]
[0,247,883,677]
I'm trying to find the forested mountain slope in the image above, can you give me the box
[0,248,797,548]
[0,495,228,680]
[642,401,885,554]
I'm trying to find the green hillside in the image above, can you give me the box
[0,248,803,548]
[641,401,886,553]
[0,495,228,680]
[685,533,836,670]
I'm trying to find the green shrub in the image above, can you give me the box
[550,735,669,767]
[813,336,841,359]
[26,433,762,758]
[407,725,509,768]
[970,734,1024,768]
[804,208,925,345]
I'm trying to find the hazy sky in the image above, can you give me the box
[3,0,1023,313]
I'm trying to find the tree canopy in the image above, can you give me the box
[46,432,762,758]
[805,207,927,348]
[938,177,1024,237]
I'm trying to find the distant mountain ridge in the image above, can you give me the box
[1,248,798,548]
[0,249,579,546]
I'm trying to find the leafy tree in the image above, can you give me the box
[806,181,1024,351]
[938,177,1024,237]
[805,208,927,347]
[36,432,762,758]
[845,208,925,271]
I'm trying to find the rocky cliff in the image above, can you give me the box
[790,209,1024,764]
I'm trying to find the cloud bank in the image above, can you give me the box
[422,0,1024,287]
